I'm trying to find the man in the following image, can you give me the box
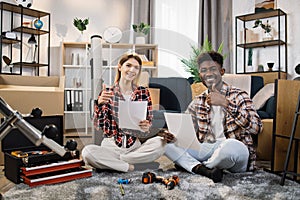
[164,51,262,182]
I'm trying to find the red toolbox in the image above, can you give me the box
[20,159,92,187]
[1,115,92,186]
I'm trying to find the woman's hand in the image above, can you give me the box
[157,130,176,143]
[98,84,113,105]
[139,120,151,132]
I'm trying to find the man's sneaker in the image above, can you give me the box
[192,164,223,183]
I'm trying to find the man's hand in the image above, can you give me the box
[207,84,229,107]
[157,130,176,143]
[139,120,151,132]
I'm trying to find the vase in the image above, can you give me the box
[263,32,273,41]
[257,65,264,72]
[267,62,274,71]
[246,65,254,72]
[76,33,87,42]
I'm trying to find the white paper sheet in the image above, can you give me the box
[164,113,200,150]
[119,101,147,131]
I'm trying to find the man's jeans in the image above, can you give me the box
[165,138,249,173]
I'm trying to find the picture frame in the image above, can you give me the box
[255,0,276,13]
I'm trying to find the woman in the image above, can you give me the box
[82,53,171,172]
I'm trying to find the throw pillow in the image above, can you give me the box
[252,83,275,110]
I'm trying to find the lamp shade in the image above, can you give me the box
[28,34,37,44]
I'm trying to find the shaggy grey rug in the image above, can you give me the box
[2,168,300,200]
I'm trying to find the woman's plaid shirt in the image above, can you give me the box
[94,83,153,148]
[187,82,262,171]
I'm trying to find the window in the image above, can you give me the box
[154,0,199,78]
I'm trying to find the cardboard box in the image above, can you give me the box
[148,88,160,110]
[0,75,64,116]
[240,29,259,43]
[257,119,273,160]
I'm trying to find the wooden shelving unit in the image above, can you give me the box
[61,42,158,134]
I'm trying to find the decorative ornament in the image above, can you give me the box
[295,64,300,75]
[132,22,150,44]
[267,62,274,71]
[15,0,32,8]
[253,19,273,41]
[33,18,43,30]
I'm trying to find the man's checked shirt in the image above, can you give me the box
[187,81,262,171]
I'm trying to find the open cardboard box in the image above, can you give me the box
[0,75,65,116]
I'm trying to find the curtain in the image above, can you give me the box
[198,0,232,73]
[132,0,155,43]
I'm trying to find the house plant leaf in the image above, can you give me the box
[181,35,226,83]
[73,17,89,34]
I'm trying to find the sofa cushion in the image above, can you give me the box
[223,74,251,96]
[250,76,264,98]
[257,110,271,119]
[149,77,192,112]
[149,83,180,111]
[265,96,275,118]
[252,83,274,110]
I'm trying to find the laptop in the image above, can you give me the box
[164,112,200,150]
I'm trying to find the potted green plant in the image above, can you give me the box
[132,22,150,44]
[132,22,150,35]
[73,17,89,34]
[181,36,226,83]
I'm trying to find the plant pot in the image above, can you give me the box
[76,33,87,42]
[135,36,146,44]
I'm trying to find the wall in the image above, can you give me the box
[1,0,132,76]
[233,0,300,79]
[2,0,299,78]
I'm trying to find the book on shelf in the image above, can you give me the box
[65,90,72,111]
[138,54,149,62]
[138,54,154,66]
[74,90,83,111]
[65,90,83,111]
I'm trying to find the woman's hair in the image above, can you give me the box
[114,53,142,84]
